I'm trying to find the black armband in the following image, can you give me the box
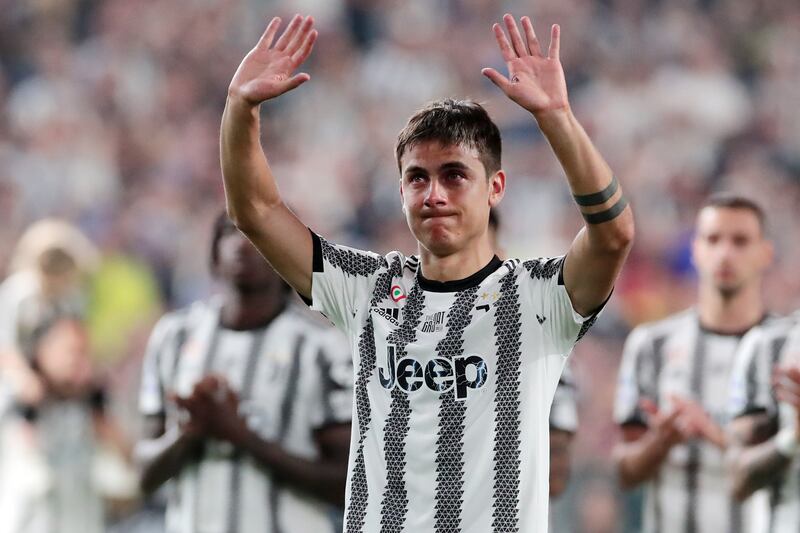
[581,196,628,224]
[572,176,619,206]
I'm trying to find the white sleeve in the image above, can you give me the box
[614,326,656,427]
[520,256,605,356]
[138,312,186,417]
[308,231,386,334]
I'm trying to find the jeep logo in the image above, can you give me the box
[378,345,488,400]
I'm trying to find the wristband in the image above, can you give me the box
[774,426,800,458]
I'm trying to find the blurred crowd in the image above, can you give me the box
[1,0,799,531]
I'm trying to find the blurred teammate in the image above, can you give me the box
[728,313,800,531]
[488,209,578,500]
[220,12,632,532]
[135,213,352,533]
[0,317,134,533]
[613,194,774,532]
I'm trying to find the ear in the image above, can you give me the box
[399,179,406,211]
[488,170,506,208]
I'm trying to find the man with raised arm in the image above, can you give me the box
[221,13,633,532]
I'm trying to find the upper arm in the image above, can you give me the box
[236,203,315,299]
[306,233,387,333]
[562,219,632,317]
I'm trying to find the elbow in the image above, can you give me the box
[607,215,635,254]
[227,200,272,237]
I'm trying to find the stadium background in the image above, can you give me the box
[1,0,799,531]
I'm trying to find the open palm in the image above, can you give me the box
[482,14,569,116]
[229,15,318,105]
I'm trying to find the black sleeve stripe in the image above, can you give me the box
[573,175,619,206]
[310,229,323,273]
[582,196,628,225]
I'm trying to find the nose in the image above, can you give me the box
[423,179,446,208]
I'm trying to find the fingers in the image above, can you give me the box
[292,29,318,65]
[481,68,510,92]
[521,16,541,56]
[548,24,561,60]
[257,17,282,49]
[280,73,311,94]
[274,14,303,51]
[286,15,315,56]
[492,23,516,62]
[503,13,529,57]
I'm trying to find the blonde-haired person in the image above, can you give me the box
[0,218,98,409]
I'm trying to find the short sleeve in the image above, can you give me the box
[138,311,187,417]
[308,329,354,430]
[521,257,605,355]
[308,231,386,334]
[614,326,656,427]
[550,364,578,432]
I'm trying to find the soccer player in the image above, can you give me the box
[220,13,633,532]
[136,213,353,533]
[488,209,578,500]
[727,313,800,531]
[613,195,775,532]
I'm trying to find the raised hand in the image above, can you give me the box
[482,14,568,117]
[228,14,318,106]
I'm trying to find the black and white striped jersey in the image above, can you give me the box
[138,299,353,533]
[615,309,774,533]
[307,232,600,533]
[730,314,800,533]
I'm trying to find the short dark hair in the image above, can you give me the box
[700,193,766,232]
[395,99,502,175]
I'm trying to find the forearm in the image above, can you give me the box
[729,439,793,501]
[536,109,632,248]
[614,430,672,489]
[135,427,203,494]
[234,427,347,506]
[220,96,284,230]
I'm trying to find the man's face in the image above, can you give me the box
[216,227,284,292]
[692,207,772,298]
[399,141,504,256]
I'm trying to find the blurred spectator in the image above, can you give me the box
[0,316,136,533]
[0,218,98,408]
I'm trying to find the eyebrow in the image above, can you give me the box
[403,161,471,175]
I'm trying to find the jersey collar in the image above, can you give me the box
[417,255,503,293]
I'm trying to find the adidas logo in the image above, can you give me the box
[536,314,547,324]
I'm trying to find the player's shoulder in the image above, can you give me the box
[516,255,565,281]
[151,300,208,336]
[738,313,796,354]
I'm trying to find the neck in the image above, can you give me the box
[219,288,285,330]
[417,237,495,282]
[697,282,764,334]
